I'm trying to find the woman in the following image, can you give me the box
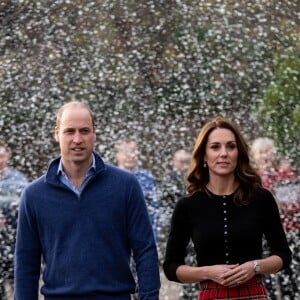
[163,116,292,300]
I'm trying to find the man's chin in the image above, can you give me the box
[71,155,88,164]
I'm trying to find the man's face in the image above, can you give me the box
[0,147,10,173]
[54,105,96,167]
[116,142,138,172]
[173,151,191,173]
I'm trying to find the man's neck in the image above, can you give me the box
[119,165,136,173]
[0,167,8,177]
[61,158,93,187]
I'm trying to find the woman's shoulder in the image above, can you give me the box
[254,187,274,198]
[177,190,208,205]
[251,186,277,207]
[253,186,274,197]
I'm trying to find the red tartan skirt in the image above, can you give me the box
[198,276,269,300]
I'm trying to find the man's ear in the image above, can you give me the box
[54,127,59,142]
[93,127,96,142]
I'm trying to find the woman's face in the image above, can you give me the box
[204,128,238,178]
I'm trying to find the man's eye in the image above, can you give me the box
[65,130,74,134]
[81,129,91,134]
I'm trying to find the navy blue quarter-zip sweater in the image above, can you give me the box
[14,153,160,300]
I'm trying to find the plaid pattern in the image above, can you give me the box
[198,276,269,300]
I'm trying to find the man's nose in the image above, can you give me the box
[73,132,83,143]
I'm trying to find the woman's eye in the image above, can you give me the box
[211,145,219,149]
[227,143,236,149]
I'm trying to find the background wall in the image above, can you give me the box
[0,0,299,179]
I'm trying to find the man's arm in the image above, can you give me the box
[14,190,42,300]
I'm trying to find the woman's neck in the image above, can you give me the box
[206,176,239,195]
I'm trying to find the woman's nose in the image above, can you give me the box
[220,146,228,156]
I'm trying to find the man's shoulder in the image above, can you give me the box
[6,168,27,179]
[24,174,46,191]
[105,163,139,183]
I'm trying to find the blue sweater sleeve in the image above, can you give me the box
[14,188,42,300]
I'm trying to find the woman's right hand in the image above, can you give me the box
[205,264,239,285]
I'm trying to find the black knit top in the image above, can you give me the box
[163,187,292,282]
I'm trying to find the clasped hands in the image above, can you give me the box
[208,262,255,287]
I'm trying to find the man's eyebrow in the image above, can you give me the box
[63,127,75,131]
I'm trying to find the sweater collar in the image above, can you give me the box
[45,152,106,185]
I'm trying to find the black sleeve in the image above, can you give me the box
[163,197,191,282]
[262,189,292,269]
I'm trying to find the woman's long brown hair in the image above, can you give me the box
[186,116,261,205]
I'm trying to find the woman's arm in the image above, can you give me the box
[176,254,283,286]
[252,255,282,275]
[176,264,239,283]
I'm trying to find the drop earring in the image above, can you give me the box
[203,162,207,168]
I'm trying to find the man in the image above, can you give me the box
[0,142,28,299]
[115,138,160,242]
[0,142,28,195]
[160,149,191,232]
[14,101,160,300]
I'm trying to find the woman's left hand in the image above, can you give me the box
[219,261,255,287]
